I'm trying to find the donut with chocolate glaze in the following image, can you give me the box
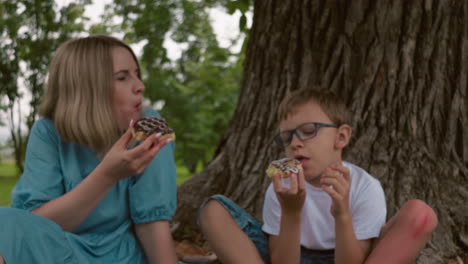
[266,158,302,178]
[131,116,176,141]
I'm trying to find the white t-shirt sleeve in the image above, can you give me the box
[350,176,387,240]
[261,183,281,236]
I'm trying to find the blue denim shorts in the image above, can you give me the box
[197,195,335,264]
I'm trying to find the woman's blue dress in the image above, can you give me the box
[0,109,177,264]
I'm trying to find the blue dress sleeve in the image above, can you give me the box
[11,118,64,211]
[129,109,177,223]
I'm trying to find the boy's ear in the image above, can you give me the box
[334,124,352,150]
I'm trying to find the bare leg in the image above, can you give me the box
[365,200,438,264]
[199,200,264,264]
[0,256,5,264]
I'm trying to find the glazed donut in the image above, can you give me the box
[131,116,176,141]
[266,158,302,178]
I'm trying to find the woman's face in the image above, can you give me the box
[112,47,144,131]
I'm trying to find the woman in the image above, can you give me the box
[0,35,179,263]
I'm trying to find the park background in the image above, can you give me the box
[1,1,467,263]
[0,0,250,203]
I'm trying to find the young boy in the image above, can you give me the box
[198,88,438,264]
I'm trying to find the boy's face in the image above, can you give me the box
[279,100,349,187]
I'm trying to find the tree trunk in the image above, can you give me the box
[8,97,24,174]
[175,0,468,262]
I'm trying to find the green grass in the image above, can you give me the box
[176,165,194,185]
[0,162,20,178]
[0,162,19,206]
[0,178,16,206]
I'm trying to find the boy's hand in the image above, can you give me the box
[320,162,351,219]
[272,169,306,214]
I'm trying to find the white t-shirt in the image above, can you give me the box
[262,161,387,250]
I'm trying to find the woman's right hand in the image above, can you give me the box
[97,125,172,184]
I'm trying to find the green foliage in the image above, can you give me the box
[219,0,251,32]
[0,0,91,172]
[161,1,243,171]
[176,162,202,185]
[0,2,21,103]
[110,0,247,172]
[0,0,252,175]
[12,0,88,128]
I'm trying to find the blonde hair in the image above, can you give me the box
[278,87,352,126]
[39,35,140,155]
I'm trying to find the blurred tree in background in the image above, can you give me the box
[107,0,247,172]
[0,0,248,175]
[0,0,90,173]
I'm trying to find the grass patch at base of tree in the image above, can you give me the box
[0,162,20,206]
[0,178,16,207]
[0,162,20,178]
[176,165,195,185]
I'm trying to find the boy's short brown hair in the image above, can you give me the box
[278,87,352,126]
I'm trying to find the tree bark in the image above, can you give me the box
[175,0,468,262]
[8,97,24,174]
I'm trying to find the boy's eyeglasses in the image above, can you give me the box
[274,122,338,148]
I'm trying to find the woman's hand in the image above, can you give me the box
[272,169,306,214]
[97,125,172,184]
[31,121,172,232]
